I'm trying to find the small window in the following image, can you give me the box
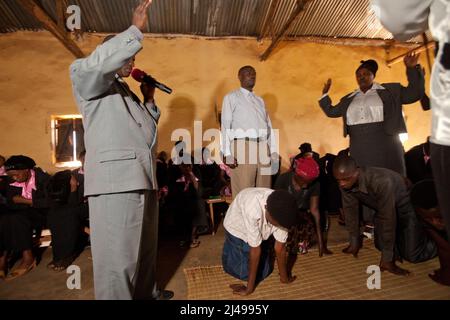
[51,115,84,168]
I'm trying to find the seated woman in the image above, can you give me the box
[410,179,450,286]
[0,155,50,280]
[275,157,333,257]
[47,170,85,271]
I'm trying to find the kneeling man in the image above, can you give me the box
[333,155,437,275]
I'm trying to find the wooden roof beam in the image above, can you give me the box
[386,41,436,67]
[17,0,84,58]
[260,0,313,61]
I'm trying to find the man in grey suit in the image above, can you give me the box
[70,0,172,300]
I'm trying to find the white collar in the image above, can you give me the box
[240,87,255,96]
[349,82,385,98]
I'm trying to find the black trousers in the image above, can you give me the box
[0,208,45,252]
[431,143,450,240]
[394,204,438,263]
[47,206,82,261]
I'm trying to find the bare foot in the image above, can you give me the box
[380,261,410,276]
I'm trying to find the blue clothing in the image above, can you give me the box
[222,231,273,282]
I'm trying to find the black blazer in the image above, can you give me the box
[319,66,425,137]
[6,167,51,210]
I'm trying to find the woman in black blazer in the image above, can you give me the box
[318,53,425,176]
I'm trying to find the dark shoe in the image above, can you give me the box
[155,289,174,300]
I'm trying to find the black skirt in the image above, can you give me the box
[348,122,406,175]
[0,208,44,252]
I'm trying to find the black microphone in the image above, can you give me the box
[131,69,173,94]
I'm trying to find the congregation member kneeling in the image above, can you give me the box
[334,155,437,275]
[222,189,298,295]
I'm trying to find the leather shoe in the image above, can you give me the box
[154,289,174,300]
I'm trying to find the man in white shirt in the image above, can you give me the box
[222,189,298,295]
[221,66,277,199]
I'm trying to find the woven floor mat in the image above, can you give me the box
[184,242,450,300]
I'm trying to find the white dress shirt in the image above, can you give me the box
[221,88,275,157]
[346,83,385,125]
[223,188,288,247]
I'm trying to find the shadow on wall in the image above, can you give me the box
[263,93,290,170]
[159,95,197,152]
[197,79,229,159]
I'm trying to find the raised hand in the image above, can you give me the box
[132,0,152,32]
[322,78,332,94]
[404,52,420,68]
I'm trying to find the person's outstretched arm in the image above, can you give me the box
[70,0,152,100]
[274,240,297,284]
[230,245,261,296]
[318,78,346,118]
[400,52,425,104]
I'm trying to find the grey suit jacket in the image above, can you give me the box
[319,66,425,137]
[70,26,160,196]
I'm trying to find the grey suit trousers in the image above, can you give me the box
[89,190,158,300]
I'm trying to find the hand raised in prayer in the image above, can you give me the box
[132,0,152,32]
[404,52,420,68]
[322,78,332,94]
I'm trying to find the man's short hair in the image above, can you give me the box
[238,65,255,76]
[333,154,357,174]
[266,190,299,229]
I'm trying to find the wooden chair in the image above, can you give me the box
[205,196,232,235]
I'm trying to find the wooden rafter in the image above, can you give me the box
[17,0,84,58]
[422,33,433,74]
[386,41,436,67]
[257,0,281,41]
[260,0,313,61]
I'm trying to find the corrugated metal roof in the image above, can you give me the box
[0,0,429,43]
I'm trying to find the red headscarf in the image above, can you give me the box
[294,157,319,180]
